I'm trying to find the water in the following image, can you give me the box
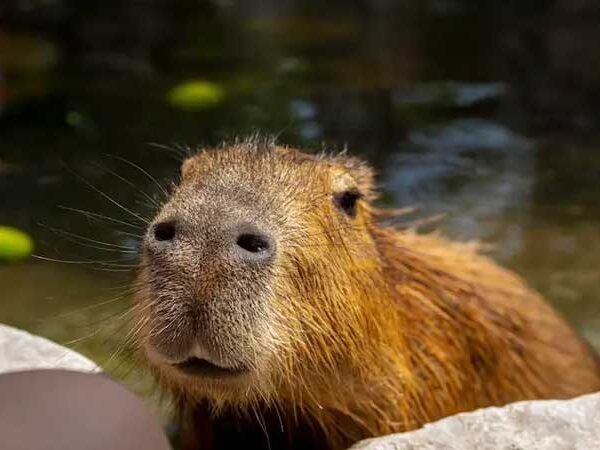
[2,0,600,395]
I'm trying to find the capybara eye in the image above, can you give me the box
[333,190,361,217]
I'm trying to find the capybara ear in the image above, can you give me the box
[331,154,377,201]
[180,156,197,180]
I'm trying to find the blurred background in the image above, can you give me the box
[1,0,600,395]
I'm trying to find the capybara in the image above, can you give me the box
[134,138,600,450]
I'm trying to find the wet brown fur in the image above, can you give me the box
[135,138,600,450]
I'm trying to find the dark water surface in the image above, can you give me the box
[1,1,600,395]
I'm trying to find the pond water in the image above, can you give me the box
[1,0,600,397]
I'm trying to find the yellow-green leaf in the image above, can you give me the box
[0,226,34,262]
[167,80,225,110]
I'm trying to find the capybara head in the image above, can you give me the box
[136,138,389,409]
[134,138,600,449]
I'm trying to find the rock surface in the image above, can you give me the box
[352,392,600,450]
[0,324,99,374]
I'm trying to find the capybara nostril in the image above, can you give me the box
[153,221,176,242]
[234,227,275,262]
[237,233,269,253]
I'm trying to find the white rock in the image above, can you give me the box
[351,392,600,450]
[0,324,100,374]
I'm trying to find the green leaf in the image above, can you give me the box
[167,80,225,110]
[0,226,34,262]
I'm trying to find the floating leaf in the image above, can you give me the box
[0,226,34,262]
[167,80,225,110]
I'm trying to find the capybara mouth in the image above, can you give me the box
[172,357,249,378]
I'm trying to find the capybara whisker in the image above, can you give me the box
[58,206,145,230]
[93,161,162,209]
[32,255,136,267]
[38,223,137,251]
[65,168,151,224]
[50,293,132,320]
[148,142,194,163]
[108,153,171,199]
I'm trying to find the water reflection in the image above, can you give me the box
[385,118,534,259]
[1,1,599,393]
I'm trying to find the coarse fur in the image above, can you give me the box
[134,137,600,450]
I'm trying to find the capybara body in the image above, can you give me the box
[135,138,600,450]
